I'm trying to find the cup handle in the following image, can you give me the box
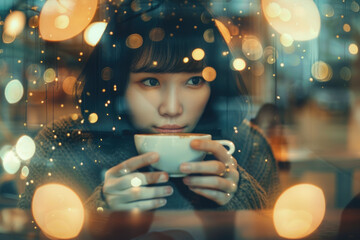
[214,140,235,155]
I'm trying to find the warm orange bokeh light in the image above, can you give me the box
[273,184,326,239]
[262,0,321,41]
[202,67,217,82]
[39,0,97,41]
[215,19,231,44]
[192,48,205,61]
[4,11,26,37]
[32,184,85,239]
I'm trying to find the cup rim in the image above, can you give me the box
[134,133,211,137]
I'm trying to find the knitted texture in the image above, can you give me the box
[18,116,279,211]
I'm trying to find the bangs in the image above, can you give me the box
[130,36,206,73]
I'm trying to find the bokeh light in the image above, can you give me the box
[4,11,26,37]
[348,43,358,55]
[343,23,351,32]
[280,34,294,47]
[84,22,108,47]
[15,135,36,161]
[340,66,352,81]
[21,166,30,178]
[88,113,98,124]
[311,61,333,82]
[26,64,42,82]
[149,27,165,42]
[39,0,97,41]
[101,67,113,81]
[54,15,70,29]
[202,67,216,82]
[232,58,246,71]
[192,48,205,61]
[62,76,77,95]
[44,68,56,83]
[351,1,360,12]
[126,33,143,49]
[2,32,16,44]
[203,28,215,43]
[273,184,326,239]
[321,4,335,18]
[253,62,265,76]
[215,19,231,44]
[32,184,85,239]
[4,79,24,104]
[2,149,21,174]
[262,0,321,41]
[264,46,278,64]
[28,15,39,28]
[242,35,263,61]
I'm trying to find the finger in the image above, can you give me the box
[106,152,159,178]
[190,139,232,163]
[104,172,169,193]
[110,198,168,211]
[105,186,173,204]
[183,176,237,193]
[180,161,239,183]
[189,188,232,206]
[180,160,226,175]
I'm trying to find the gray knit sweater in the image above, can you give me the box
[18,116,279,211]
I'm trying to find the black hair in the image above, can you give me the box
[77,0,249,138]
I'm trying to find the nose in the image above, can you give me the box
[158,86,183,117]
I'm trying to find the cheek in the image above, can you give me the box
[125,88,158,119]
[184,88,210,116]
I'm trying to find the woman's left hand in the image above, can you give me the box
[179,139,239,205]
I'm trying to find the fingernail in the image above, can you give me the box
[159,199,167,206]
[165,187,173,195]
[180,163,191,173]
[159,173,168,182]
[183,177,191,185]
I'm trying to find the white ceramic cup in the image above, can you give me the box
[134,133,235,177]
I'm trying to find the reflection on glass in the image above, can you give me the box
[262,0,321,41]
[32,184,84,239]
[273,184,326,239]
[39,0,97,41]
[84,22,108,47]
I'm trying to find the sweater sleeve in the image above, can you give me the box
[219,121,280,210]
[17,118,107,211]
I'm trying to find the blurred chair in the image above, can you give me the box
[251,103,289,169]
[337,192,360,240]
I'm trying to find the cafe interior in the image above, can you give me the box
[0,0,360,239]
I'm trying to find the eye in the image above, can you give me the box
[141,78,160,87]
[186,76,205,86]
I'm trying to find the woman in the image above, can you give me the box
[18,0,279,211]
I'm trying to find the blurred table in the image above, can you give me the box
[286,148,360,208]
[0,207,358,240]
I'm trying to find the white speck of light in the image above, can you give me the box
[131,177,142,187]
[2,149,21,174]
[15,135,36,161]
[4,79,24,104]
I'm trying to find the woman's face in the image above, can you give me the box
[125,72,211,133]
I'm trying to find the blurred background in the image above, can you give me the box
[0,0,359,213]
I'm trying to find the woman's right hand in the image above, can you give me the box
[102,152,173,211]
